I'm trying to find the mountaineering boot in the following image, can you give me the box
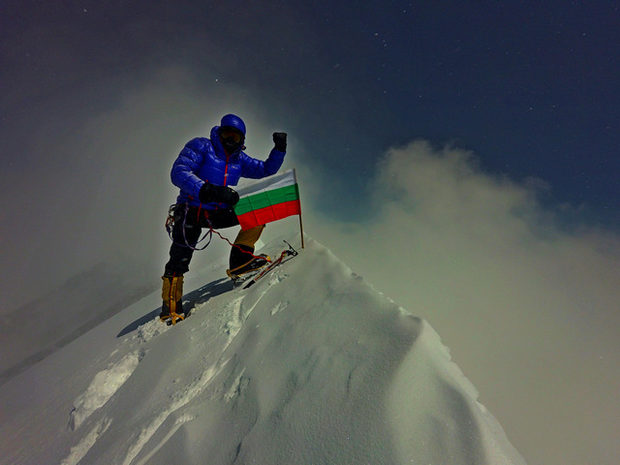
[226,251,270,280]
[226,225,267,279]
[160,275,185,325]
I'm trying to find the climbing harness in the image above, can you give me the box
[166,203,213,251]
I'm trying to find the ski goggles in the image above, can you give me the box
[220,127,244,144]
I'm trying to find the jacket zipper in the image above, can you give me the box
[223,154,230,186]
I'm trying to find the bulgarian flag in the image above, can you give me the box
[234,169,302,231]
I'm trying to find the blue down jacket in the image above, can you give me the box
[171,126,285,209]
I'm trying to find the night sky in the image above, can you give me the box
[2,1,618,225]
[1,2,620,465]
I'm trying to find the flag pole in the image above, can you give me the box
[294,168,305,249]
[298,210,305,249]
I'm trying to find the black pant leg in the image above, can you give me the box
[164,206,242,276]
[164,206,202,276]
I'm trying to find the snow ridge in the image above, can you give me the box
[0,236,526,465]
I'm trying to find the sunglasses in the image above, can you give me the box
[220,128,244,144]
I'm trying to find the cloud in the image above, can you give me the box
[0,66,296,310]
[305,140,620,465]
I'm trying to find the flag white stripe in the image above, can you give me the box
[235,169,296,198]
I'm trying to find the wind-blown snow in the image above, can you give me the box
[0,236,525,465]
[69,352,143,431]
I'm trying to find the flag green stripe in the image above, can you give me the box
[234,184,299,216]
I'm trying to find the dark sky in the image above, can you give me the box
[1,0,618,301]
[3,1,618,219]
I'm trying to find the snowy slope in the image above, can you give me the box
[0,263,152,384]
[0,236,525,465]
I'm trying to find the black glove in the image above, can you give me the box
[273,132,287,152]
[199,182,239,206]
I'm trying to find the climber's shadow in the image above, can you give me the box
[117,277,233,337]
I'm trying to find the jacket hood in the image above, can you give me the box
[220,113,246,135]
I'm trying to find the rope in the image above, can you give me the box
[210,228,273,263]
[166,203,272,262]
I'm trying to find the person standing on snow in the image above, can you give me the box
[162,113,287,324]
